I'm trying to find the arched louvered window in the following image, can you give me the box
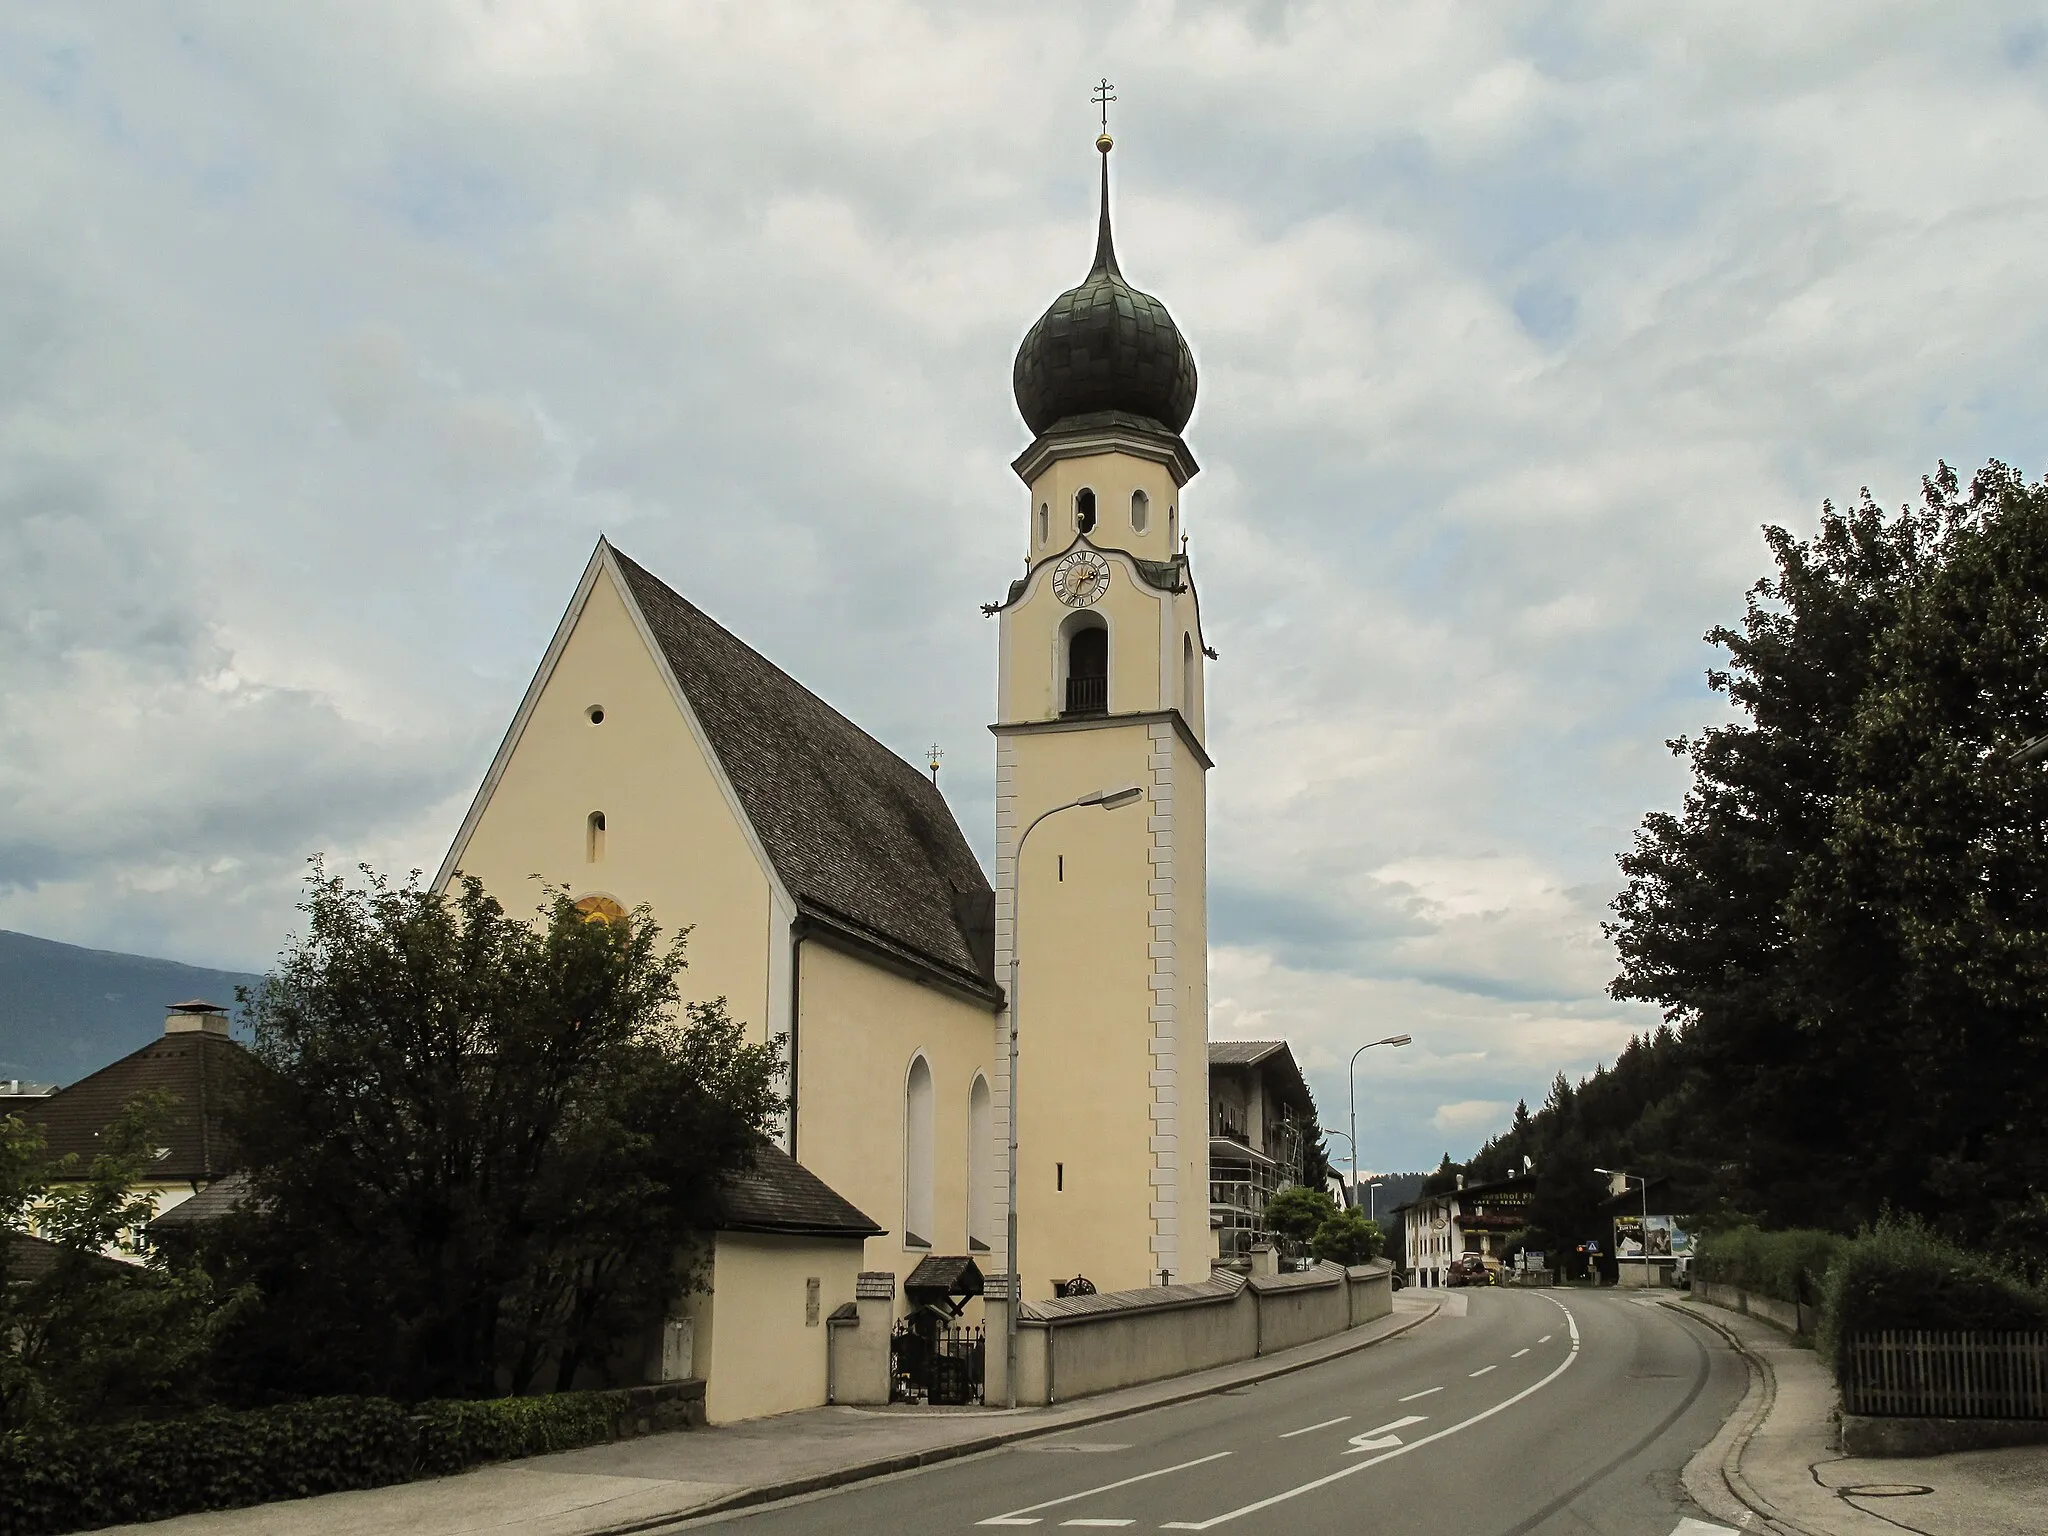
[904,1055,934,1248]
[968,1075,992,1250]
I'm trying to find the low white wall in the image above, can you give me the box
[1695,1278,1810,1334]
[988,1260,1397,1406]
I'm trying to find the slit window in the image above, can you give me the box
[1075,488,1097,535]
[1039,502,1049,544]
[586,811,606,863]
[1131,489,1150,533]
[1056,1162,1065,1192]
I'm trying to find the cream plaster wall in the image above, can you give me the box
[1026,452,1182,566]
[440,565,781,1049]
[793,940,995,1275]
[1000,720,1180,1295]
[681,1232,863,1423]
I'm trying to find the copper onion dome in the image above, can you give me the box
[1012,142,1198,438]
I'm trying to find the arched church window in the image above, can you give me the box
[1075,488,1097,535]
[1183,633,1196,720]
[586,811,606,863]
[1131,489,1150,533]
[904,1055,934,1248]
[968,1075,992,1250]
[1039,503,1049,544]
[1064,619,1108,717]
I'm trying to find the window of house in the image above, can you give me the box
[1039,502,1049,544]
[1131,489,1150,533]
[904,1055,934,1248]
[586,811,606,862]
[1075,488,1097,535]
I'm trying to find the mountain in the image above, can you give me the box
[0,930,262,1087]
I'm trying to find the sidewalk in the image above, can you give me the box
[113,1296,1443,1536]
[1664,1296,2047,1536]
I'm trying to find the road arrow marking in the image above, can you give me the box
[1345,1414,1426,1453]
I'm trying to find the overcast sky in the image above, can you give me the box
[5,3,2047,1172]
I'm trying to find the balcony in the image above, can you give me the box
[1064,675,1107,716]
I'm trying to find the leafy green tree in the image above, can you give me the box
[1310,1209,1383,1266]
[1608,462,2048,1239]
[0,1097,239,1430]
[1263,1185,1338,1252]
[214,864,784,1401]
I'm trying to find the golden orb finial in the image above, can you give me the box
[1096,131,1114,154]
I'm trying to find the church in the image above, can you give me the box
[433,131,1214,1419]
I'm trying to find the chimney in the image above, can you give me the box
[165,999,230,1037]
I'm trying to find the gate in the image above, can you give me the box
[890,1320,985,1406]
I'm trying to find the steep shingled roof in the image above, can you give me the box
[21,1032,243,1184]
[718,1141,883,1238]
[611,549,998,1002]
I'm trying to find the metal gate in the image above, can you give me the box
[891,1320,985,1405]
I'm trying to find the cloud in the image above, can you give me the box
[1433,1101,1514,1138]
[3,2,2046,1162]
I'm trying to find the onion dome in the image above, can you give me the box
[1013,140,1197,438]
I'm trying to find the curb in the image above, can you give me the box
[1659,1298,1828,1536]
[601,1299,1445,1534]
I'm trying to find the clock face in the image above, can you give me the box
[1052,549,1111,607]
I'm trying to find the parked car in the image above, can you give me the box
[1445,1255,1491,1287]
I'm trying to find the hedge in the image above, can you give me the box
[1817,1215,2048,1364]
[0,1390,635,1535]
[1694,1225,1847,1304]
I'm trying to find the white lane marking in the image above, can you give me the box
[1345,1415,1426,1454]
[1670,1521,1737,1536]
[1159,1298,1581,1530]
[977,1451,1232,1526]
[1278,1416,1350,1438]
[1468,1365,1496,1377]
[1539,1334,1552,1343]
[1061,1522,1135,1529]
[1397,1386,1442,1402]
[1511,1348,1529,1358]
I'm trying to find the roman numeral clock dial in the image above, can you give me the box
[1051,549,1111,607]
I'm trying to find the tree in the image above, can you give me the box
[0,1096,238,1430]
[1310,1210,1383,1266]
[1263,1185,1338,1253]
[1606,462,2048,1239]
[213,864,784,1401]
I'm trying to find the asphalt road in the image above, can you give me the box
[684,1289,1748,1536]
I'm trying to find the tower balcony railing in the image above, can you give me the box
[1064,675,1108,716]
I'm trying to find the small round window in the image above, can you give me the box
[586,705,605,725]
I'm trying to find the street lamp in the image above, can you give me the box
[1363,1180,1385,1225]
[1595,1167,1650,1283]
[1003,783,1144,1408]
[1347,1034,1412,1218]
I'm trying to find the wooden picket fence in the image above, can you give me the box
[1841,1331,2048,1419]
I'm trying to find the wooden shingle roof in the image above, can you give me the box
[717,1141,883,1239]
[612,549,999,1004]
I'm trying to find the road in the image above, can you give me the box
[681,1289,1747,1536]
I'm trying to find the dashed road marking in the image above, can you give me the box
[1469,1365,1496,1377]
[976,1451,1232,1527]
[1670,1521,1737,1536]
[1511,1348,1530,1358]
[1397,1386,1442,1402]
[1060,1522,1134,1529]
[1159,1298,1583,1531]
[1278,1416,1350,1438]
[1539,1334,1552,1343]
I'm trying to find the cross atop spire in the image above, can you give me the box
[1092,77,1116,135]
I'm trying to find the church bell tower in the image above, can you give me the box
[992,129,1211,1296]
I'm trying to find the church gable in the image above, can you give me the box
[609,550,998,1003]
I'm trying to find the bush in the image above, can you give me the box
[1817,1214,2048,1364]
[1694,1225,1846,1304]
[1310,1210,1383,1266]
[0,1390,636,1534]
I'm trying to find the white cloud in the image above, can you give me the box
[3,1,2045,1162]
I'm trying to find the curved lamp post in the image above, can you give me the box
[1347,1034,1412,1218]
[1003,783,1144,1408]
